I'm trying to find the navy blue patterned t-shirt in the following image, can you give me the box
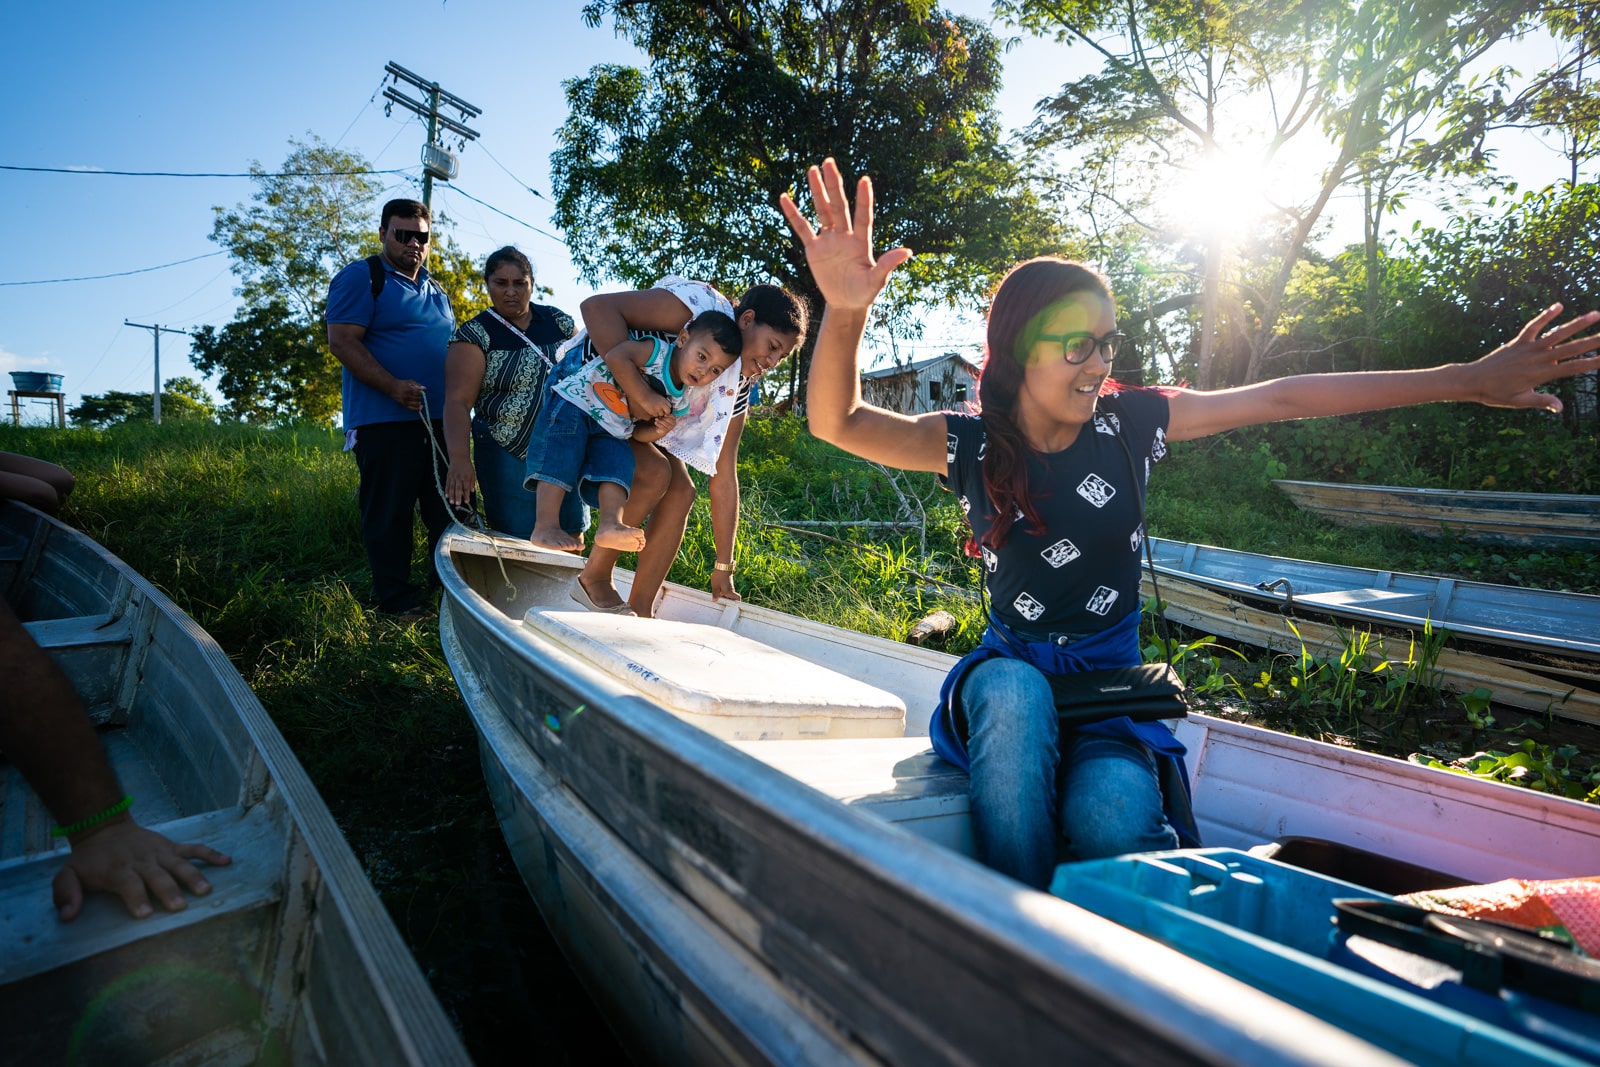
[944,389,1170,634]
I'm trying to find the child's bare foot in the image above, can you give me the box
[529,526,584,552]
[592,522,647,552]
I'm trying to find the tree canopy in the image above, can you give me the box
[69,377,217,428]
[200,137,489,423]
[189,301,340,425]
[210,137,386,326]
[1001,0,1596,387]
[554,0,1062,398]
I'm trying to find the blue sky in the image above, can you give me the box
[1,2,1574,421]
[0,0,1068,418]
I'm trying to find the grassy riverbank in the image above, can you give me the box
[5,411,1597,1056]
[1,420,619,1064]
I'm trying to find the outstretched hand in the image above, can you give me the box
[778,158,913,312]
[53,816,231,921]
[1466,304,1600,413]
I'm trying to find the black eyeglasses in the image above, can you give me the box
[392,228,431,245]
[1038,329,1125,365]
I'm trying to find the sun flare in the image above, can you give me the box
[1157,149,1274,241]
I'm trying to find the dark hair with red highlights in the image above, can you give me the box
[976,257,1115,549]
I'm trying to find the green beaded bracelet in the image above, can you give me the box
[51,795,133,838]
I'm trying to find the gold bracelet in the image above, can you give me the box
[713,561,737,573]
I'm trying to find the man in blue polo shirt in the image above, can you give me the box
[326,199,455,618]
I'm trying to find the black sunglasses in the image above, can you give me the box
[392,228,431,245]
[1038,329,1126,365]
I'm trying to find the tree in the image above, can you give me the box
[1418,10,1600,189]
[554,0,1061,402]
[210,136,385,325]
[69,378,217,428]
[1401,182,1600,433]
[189,302,338,424]
[202,137,487,423]
[1002,0,1546,387]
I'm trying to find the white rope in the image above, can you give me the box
[418,390,517,600]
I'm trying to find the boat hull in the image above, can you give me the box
[0,503,469,1067]
[441,530,1600,1066]
[1274,478,1600,549]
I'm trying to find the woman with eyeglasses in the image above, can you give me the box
[781,158,1600,889]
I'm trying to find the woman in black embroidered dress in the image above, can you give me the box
[442,246,577,538]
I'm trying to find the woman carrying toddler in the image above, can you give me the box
[524,310,742,591]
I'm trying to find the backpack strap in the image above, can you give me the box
[367,254,386,298]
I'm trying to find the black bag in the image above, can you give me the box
[1049,662,1188,728]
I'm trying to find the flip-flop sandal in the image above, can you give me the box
[569,577,637,616]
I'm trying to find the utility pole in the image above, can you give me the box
[123,321,190,425]
[382,62,481,211]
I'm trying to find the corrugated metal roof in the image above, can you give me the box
[860,351,980,380]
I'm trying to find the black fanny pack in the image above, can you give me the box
[1048,662,1187,729]
[952,658,1187,742]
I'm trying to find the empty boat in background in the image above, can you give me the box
[0,502,470,1067]
[1142,535,1600,726]
[1274,478,1600,550]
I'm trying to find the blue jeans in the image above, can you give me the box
[472,428,586,538]
[959,657,1179,889]
[523,397,634,508]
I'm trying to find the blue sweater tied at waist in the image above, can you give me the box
[931,608,1201,848]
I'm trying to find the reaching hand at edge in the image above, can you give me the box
[53,815,232,921]
[778,158,914,312]
[709,569,741,604]
[1459,303,1600,414]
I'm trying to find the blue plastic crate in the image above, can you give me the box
[9,371,64,392]
[1052,848,1599,1066]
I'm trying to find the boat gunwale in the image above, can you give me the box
[1273,479,1600,508]
[1,501,471,1067]
[439,530,1409,1067]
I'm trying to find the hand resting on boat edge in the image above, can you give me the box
[0,594,231,921]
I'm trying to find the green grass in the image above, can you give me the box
[1,420,616,1062]
[5,412,1597,1008]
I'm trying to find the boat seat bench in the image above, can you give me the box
[523,609,908,740]
[730,737,977,857]
[0,803,285,985]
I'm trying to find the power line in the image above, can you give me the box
[0,163,410,178]
[333,79,385,149]
[447,185,567,246]
[0,251,226,287]
[138,265,232,317]
[473,141,550,202]
[77,325,128,394]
